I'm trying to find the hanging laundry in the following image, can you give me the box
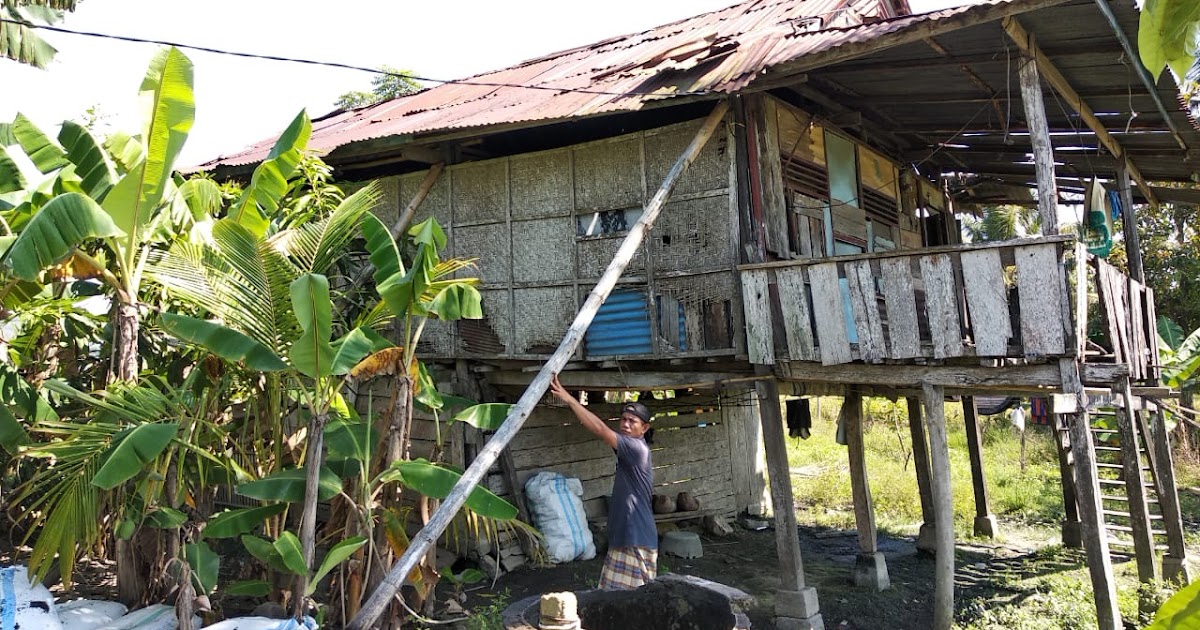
[786,398,812,439]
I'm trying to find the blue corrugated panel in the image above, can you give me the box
[586,289,653,356]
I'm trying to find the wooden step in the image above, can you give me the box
[1103,510,1164,520]
[1099,494,1159,504]
[1108,539,1169,551]
[1103,524,1168,536]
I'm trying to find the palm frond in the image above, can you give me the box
[272,184,379,275]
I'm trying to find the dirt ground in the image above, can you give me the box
[465,520,1098,630]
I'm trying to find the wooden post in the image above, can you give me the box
[1150,405,1191,583]
[1115,160,1143,282]
[1115,379,1157,585]
[907,397,937,553]
[346,101,731,630]
[1061,360,1121,630]
[1016,47,1059,234]
[922,383,955,630]
[962,397,997,538]
[1053,416,1084,548]
[845,392,889,590]
[758,374,824,627]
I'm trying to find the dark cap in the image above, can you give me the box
[622,402,652,423]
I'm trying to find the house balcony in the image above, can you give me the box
[738,235,1159,388]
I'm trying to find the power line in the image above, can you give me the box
[1,18,717,99]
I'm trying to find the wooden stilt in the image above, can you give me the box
[1149,404,1191,583]
[1053,413,1083,547]
[1115,378,1156,585]
[921,383,954,630]
[906,397,937,553]
[1015,49,1059,234]
[758,374,824,627]
[1061,360,1121,630]
[962,397,997,538]
[845,392,889,590]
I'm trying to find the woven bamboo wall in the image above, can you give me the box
[370,115,740,360]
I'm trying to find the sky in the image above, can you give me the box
[1,0,966,168]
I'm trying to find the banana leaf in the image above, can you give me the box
[453,403,514,431]
[1146,578,1200,630]
[5,192,124,281]
[307,536,366,596]
[325,420,375,463]
[427,283,483,320]
[91,422,179,490]
[361,212,405,287]
[57,121,114,200]
[289,273,335,378]
[159,312,287,372]
[330,327,390,377]
[236,467,341,503]
[0,147,25,194]
[12,113,67,174]
[382,459,517,521]
[409,217,447,249]
[273,531,307,576]
[184,542,219,595]
[224,581,271,597]
[241,535,290,574]
[203,504,287,539]
[229,111,310,237]
[145,507,187,529]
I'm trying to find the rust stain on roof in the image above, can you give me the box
[197,0,987,169]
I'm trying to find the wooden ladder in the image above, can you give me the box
[1087,408,1170,566]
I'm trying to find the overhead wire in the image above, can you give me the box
[0,17,717,99]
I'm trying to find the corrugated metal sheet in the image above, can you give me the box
[197,0,992,170]
[586,289,654,356]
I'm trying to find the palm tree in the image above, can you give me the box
[961,204,1040,243]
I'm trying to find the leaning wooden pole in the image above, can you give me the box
[347,100,730,630]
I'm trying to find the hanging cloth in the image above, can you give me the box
[1081,179,1113,257]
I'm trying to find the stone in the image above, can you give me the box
[704,514,735,537]
[540,592,579,624]
[250,602,287,619]
[501,553,527,572]
[774,587,820,619]
[775,615,826,630]
[853,552,890,591]
[661,530,704,559]
[657,574,756,613]
[973,514,998,539]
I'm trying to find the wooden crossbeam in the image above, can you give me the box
[1003,17,1160,206]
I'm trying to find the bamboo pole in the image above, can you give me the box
[346,100,730,630]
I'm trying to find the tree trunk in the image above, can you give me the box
[114,298,147,606]
[294,411,329,621]
[111,301,139,383]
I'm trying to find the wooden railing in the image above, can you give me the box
[1088,257,1160,383]
[738,235,1157,380]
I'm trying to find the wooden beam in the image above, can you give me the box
[922,383,955,630]
[758,377,810,592]
[484,370,759,390]
[1060,359,1122,630]
[962,397,997,538]
[907,397,937,554]
[347,100,732,630]
[1115,378,1157,584]
[1003,17,1160,206]
[1148,404,1192,583]
[777,359,1129,389]
[1016,48,1059,233]
[1115,160,1144,282]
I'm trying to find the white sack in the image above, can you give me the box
[524,472,596,563]
[202,616,317,630]
[0,565,62,630]
[58,599,128,630]
[93,604,200,630]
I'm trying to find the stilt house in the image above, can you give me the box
[202,0,1198,627]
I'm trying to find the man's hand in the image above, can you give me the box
[549,374,576,405]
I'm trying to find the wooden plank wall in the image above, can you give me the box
[1092,257,1158,382]
[479,398,741,522]
[741,237,1077,366]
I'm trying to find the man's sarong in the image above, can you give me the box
[597,546,657,590]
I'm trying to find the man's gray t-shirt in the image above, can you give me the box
[608,434,657,549]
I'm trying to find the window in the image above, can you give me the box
[577,208,642,236]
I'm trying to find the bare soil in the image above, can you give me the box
[464,521,1096,630]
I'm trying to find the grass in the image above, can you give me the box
[785,397,1199,629]
[786,397,1062,538]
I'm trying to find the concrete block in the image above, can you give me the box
[775,614,826,630]
[774,587,820,619]
[853,552,890,591]
[916,523,937,555]
[1163,555,1192,584]
[973,514,998,539]
[1061,519,1083,548]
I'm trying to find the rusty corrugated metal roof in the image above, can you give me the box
[194,0,999,170]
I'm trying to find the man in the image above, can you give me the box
[548,375,657,590]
